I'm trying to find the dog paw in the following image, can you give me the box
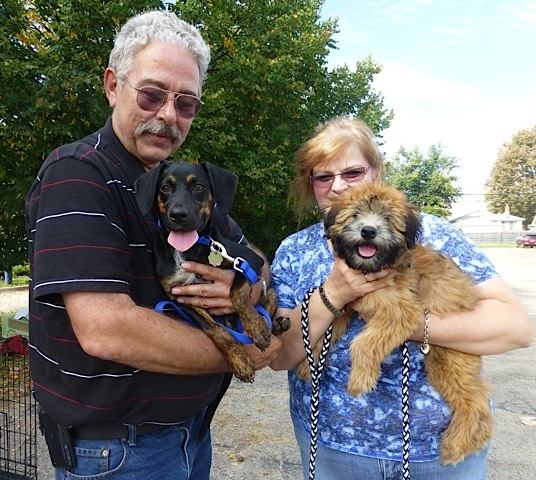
[271,316,291,336]
[232,356,256,383]
[251,328,271,351]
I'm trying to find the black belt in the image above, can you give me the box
[70,421,170,440]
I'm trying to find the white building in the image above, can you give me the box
[450,209,524,234]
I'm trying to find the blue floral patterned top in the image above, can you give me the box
[271,213,497,461]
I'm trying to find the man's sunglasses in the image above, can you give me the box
[123,78,202,119]
[309,167,369,188]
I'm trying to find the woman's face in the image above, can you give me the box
[311,143,378,211]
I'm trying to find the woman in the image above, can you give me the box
[270,116,532,479]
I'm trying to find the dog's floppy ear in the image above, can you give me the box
[200,161,238,214]
[323,205,338,240]
[404,204,422,249]
[134,161,169,217]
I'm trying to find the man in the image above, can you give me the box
[26,10,280,479]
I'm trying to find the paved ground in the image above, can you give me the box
[209,248,536,480]
[2,247,535,479]
[478,248,536,479]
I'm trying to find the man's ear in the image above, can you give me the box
[104,68,119,108]
[200,161,238,215]
[134,162,168,216]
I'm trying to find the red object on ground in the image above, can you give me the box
[0,335,29,355]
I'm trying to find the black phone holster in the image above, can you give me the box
[38,407,75,469]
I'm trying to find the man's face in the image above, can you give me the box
[105,41,201,170]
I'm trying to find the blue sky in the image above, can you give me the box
[321,0,536,212]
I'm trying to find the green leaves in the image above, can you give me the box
[0,0,163,268]
[0,0,392,267]
[385,145,462,218]
[172,0,392,255]
[486,127,536,228]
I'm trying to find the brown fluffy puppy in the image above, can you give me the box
[299,183,492,465]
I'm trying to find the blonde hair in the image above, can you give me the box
[290,116,384,219]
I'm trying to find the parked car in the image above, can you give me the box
[516,233,536,248]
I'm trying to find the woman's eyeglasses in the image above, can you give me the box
[310,167,369,188]
[123,78,202,119]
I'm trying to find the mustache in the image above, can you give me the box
[135,120,183,144]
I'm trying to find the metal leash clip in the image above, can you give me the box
[207,238,258,284]
[208,239,234,267]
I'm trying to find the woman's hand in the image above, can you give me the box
[171,261,236,316]
[323,257,392,311]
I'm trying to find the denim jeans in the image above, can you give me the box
[55,408,211,480]
[293,415,489,480]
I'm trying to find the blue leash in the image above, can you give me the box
[154,233,269,344]
[154,300,272,345]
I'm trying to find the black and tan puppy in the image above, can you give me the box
[300,183,492,464]
[135,160,288,382]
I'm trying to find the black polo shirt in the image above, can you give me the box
[26,118,244,427]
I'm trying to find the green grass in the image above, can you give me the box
[11,275,29,286]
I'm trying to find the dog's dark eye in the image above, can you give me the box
[193,183,205,192]
[161,185,171,193]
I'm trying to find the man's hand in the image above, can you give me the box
[244,335,282,370]
[171,261,236,315]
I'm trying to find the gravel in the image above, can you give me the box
[0,288,28,314]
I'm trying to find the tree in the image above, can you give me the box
[385,145,462,217]
[486,126,536,228]
[1,0,392,267]
[172,0,392,255]
[0,0,162,272]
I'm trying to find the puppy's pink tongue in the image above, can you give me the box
[358,244,377,258]
[168,230,199,252]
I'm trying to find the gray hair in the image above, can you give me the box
[108,10,211,95]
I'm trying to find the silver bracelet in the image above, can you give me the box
[420,310,430,354]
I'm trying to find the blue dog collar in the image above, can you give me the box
[154,300,272,345]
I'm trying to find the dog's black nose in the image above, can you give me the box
[361,226,377,240]
[169,207,189,222]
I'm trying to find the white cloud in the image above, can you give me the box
[373,63,536,194]
[374,63,482,103]
[321,0,536,196]
[511,2,536,24]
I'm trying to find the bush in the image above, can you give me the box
[1,263,30,287]
[12,276,29,286]
[12,264,30,277]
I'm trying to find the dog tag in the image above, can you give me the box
[420,343,430,355]
[208,251,223,267]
